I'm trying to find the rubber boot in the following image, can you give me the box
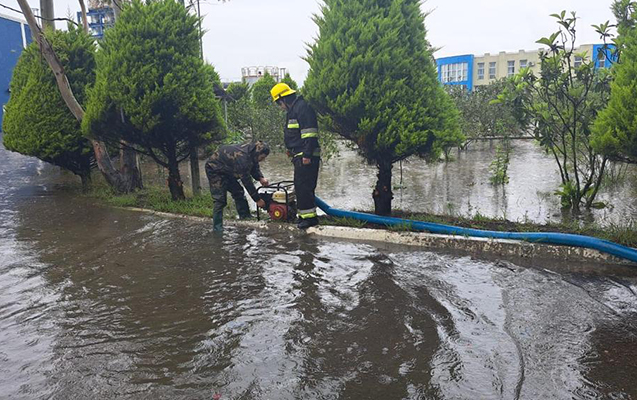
[297,217,319,230]
[212,211,224,232]
[235,198,252,220]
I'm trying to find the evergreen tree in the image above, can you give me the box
[226,82,250,102]
[281,73,298,90]
[3,27,95,188]
[251,72,278,109]
[83,0,224,200]
[592,1,637,163]
[304,0,461,215]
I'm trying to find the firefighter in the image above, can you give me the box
[205,141,270,232]
[270,83,320,229]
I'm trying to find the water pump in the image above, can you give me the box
[257,181,297,222]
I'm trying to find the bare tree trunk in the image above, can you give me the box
[120,140,143,191]
[190,150,201,196]
[373,160,393,216]
[167,150,185,200]
[17,0,132,193]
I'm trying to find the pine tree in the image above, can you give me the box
[251,72,278,109]
[281,73,298,90]
[304,0,461,215]
[3,27,95,188]
[83,0,225,200]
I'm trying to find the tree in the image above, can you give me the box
[83,0,225,200]
[304,0,461,215]
[446,80,526,148]
[3,27,95,188]
[13,0,140,194]
[251,72,278,109]
[226,81,250,102]
[498,12,612,212]
[592,1,637,163]
[281,73,298,90]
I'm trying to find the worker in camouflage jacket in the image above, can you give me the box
[205,141,270,231]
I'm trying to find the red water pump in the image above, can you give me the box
[257,181,297,222]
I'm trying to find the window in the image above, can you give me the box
[477,62,485,80]
[574,56,583,68]
[489,62,496,79]
[507,60,515,76]
[520,59,528,69]
[599,58,606,68]
[441,62,469,83]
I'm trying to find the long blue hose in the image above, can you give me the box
[315,196,637,264]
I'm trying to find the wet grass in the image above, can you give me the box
[84,182,637,248]
[86,182,216,218]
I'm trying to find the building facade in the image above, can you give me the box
[0,13,31,130]
[241,66,287,87]
[436,44,616,91]
[76,7,114,39]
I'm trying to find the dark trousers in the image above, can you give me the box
[207,172,251,219]
[294,157,320,219]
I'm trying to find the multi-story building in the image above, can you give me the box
[241,66,287,87]
[437,44,616,91]
[0,13,31,129]
[76,7,114,39]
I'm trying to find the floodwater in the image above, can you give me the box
[260,141,637,226]
[2,138,637,399]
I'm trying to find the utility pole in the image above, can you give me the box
[39,0,54,30]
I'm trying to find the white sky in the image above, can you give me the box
[1,0,615,83]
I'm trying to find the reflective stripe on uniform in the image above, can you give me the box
[298,208,317,219]
[287,119,300,129]
[300,128,318,139]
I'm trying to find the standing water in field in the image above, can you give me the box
[2,137,637,399]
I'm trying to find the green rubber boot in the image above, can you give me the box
[212,211,224,232]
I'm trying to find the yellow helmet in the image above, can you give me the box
[270,83,296,102]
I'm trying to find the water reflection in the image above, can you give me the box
[2,138,637,399]
[163,140,637,226]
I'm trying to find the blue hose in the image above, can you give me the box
[315,196,637,264]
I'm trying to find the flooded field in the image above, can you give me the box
[260,141,636,226]
[2,138,637,399]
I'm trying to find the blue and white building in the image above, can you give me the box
[76,7,114,39]
[0,13,31,130]
[436,44,617,91]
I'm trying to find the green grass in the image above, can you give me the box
[84,180,637,248]
[86,182,217,218]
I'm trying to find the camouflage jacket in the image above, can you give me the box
[205,143,264,201]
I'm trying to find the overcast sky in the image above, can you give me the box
[1,0,616,83]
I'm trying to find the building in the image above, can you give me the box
[76,7,114,39]
[0,13,31,130]
[437,44,616,91]
[241,66,287,87]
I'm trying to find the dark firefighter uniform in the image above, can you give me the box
[270,84,320,227]
[205,141,269,231]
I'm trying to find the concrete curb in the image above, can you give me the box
[120,207,635,267]
[306,225,635,266]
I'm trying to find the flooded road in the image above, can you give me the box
[2,138,637,399]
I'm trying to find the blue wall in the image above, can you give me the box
[0,15,30,130]
[436,54,474,91]
[593,44,618,69]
